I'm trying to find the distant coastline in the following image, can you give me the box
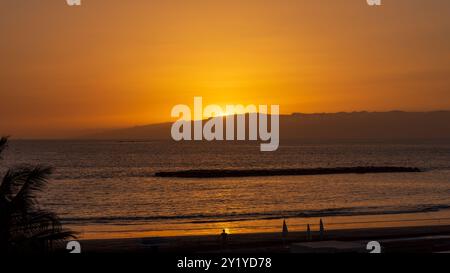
[82,111,450,141]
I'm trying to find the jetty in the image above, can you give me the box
[155,166,422,178]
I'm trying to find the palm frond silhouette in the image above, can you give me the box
[0,137,75,253]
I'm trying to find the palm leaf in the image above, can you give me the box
[11,166,53,212]
[0,167,32,202]
[0,139,75,253]
[0,136,8,158]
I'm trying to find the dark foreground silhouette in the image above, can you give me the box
[155,166,421,178]
[0,137,75,253]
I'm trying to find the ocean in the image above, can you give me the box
[2,140,450,239]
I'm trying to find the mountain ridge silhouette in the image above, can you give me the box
[82,111,450,141]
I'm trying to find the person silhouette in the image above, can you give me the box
[220,229,228,247]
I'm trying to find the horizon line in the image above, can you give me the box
[5,109,450,140]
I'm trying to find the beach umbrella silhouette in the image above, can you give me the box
[306,224,312,241]
[281,220,289,246]
[282,220,289,238]
[319,219,325,240]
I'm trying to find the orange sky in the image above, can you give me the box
[1,0,450,138]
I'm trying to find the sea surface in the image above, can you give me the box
[2,140,450,239]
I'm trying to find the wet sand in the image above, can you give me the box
[80,224,450,253]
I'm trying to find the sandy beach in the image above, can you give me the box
[79,224,450,253]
